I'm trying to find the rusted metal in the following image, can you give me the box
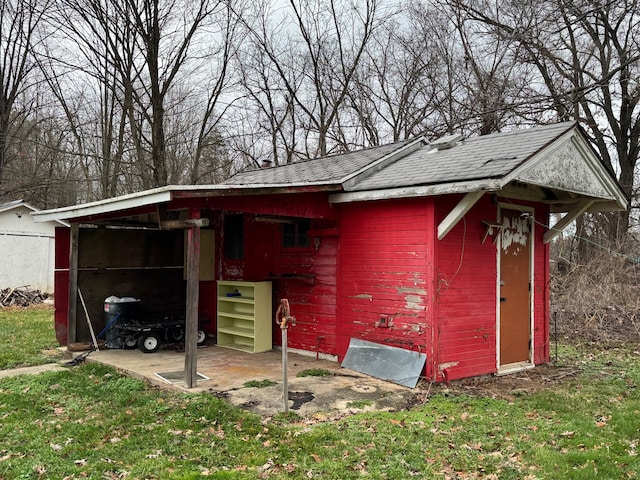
[276,299,296,413]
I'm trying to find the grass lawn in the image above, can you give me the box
[0,307,639,479]
[0,306,66,369]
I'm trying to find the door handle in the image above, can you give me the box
[500,297,506,302]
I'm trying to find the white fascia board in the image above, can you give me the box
[571,134,628,210]
[31,187,175,223]
[0,202,36,214]
[329,179,503,204]
[1,201,70,226]
[31,181,339,224]
[175,182,336,190]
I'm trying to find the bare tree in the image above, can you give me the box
[54,0,223,193]
[0,0,50,193]
[236,0,383,159]
[348,9,446,145]
[237,30,299,166]
[451,0,640,237]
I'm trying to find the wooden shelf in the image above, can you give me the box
[215,340,257,354]
[217,325,255,338]
[218,295,255,304]
[218,311,255,321]
[217,280,272,353]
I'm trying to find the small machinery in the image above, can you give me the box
[103,296,208,353]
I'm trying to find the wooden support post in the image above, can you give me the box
[437,191,484,240]
[184,222,201,388]
[67,223,79,344]
[543,200,595,244]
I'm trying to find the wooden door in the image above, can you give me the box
[499,208,532,366]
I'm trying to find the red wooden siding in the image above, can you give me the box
[54,227,70,345]
[218,213,339,357]
[532,205,551,365]
[198,281,217,334]
[435,195,551,381]
[270,231,338,357]
[337,198,432,366]
[435,194,499,381]
[175,192,338,221]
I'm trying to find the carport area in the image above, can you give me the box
[77,344,422,417]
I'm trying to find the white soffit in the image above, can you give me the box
[31,188,174,223]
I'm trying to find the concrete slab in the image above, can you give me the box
[74,344,423,416]
[0,363,67,379]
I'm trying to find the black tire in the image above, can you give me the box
[138,332,161,353]
[197,330,207,346]
[124,335,138,349]
[169,327,185,342]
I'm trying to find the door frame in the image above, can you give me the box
[496,203,535,375]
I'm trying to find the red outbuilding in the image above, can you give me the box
[34,122,627,384]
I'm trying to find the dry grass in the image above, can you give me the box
[551,239,640,343]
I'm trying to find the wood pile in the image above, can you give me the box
[0,287,48,307]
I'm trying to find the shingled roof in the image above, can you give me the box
[31,121,627,224]
[347,122,575,191]
[227,122,576,191]
[225,138,418,187]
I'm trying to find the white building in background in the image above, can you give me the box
[0,200,69,293]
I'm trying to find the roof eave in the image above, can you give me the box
[32,187,175,223]
[329,178,504,204]
[31,182,343,223]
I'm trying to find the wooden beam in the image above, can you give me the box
[160,218,209,229]
[68,223,79,344]
[543,200,595,243]
[437,191,485,240]
[184,223,201,388]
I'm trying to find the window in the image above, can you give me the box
[224,214,244,259]
[282,219,311,248]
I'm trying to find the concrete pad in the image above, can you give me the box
[74,344,422,416]
[0,363,67,379]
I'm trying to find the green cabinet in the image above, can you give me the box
[216,281,272,353]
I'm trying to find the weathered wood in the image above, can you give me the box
[543,200,594,243]
[184,224,200,388]
[0,287,48,306]
[68,223,79,344]
[160,218,209,229]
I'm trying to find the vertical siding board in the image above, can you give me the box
[337,198,431,362]
[219,210,339,356]
[533,205,551,364]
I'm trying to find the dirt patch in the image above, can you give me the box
[435,363,580,400]
[42,348,72,361]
